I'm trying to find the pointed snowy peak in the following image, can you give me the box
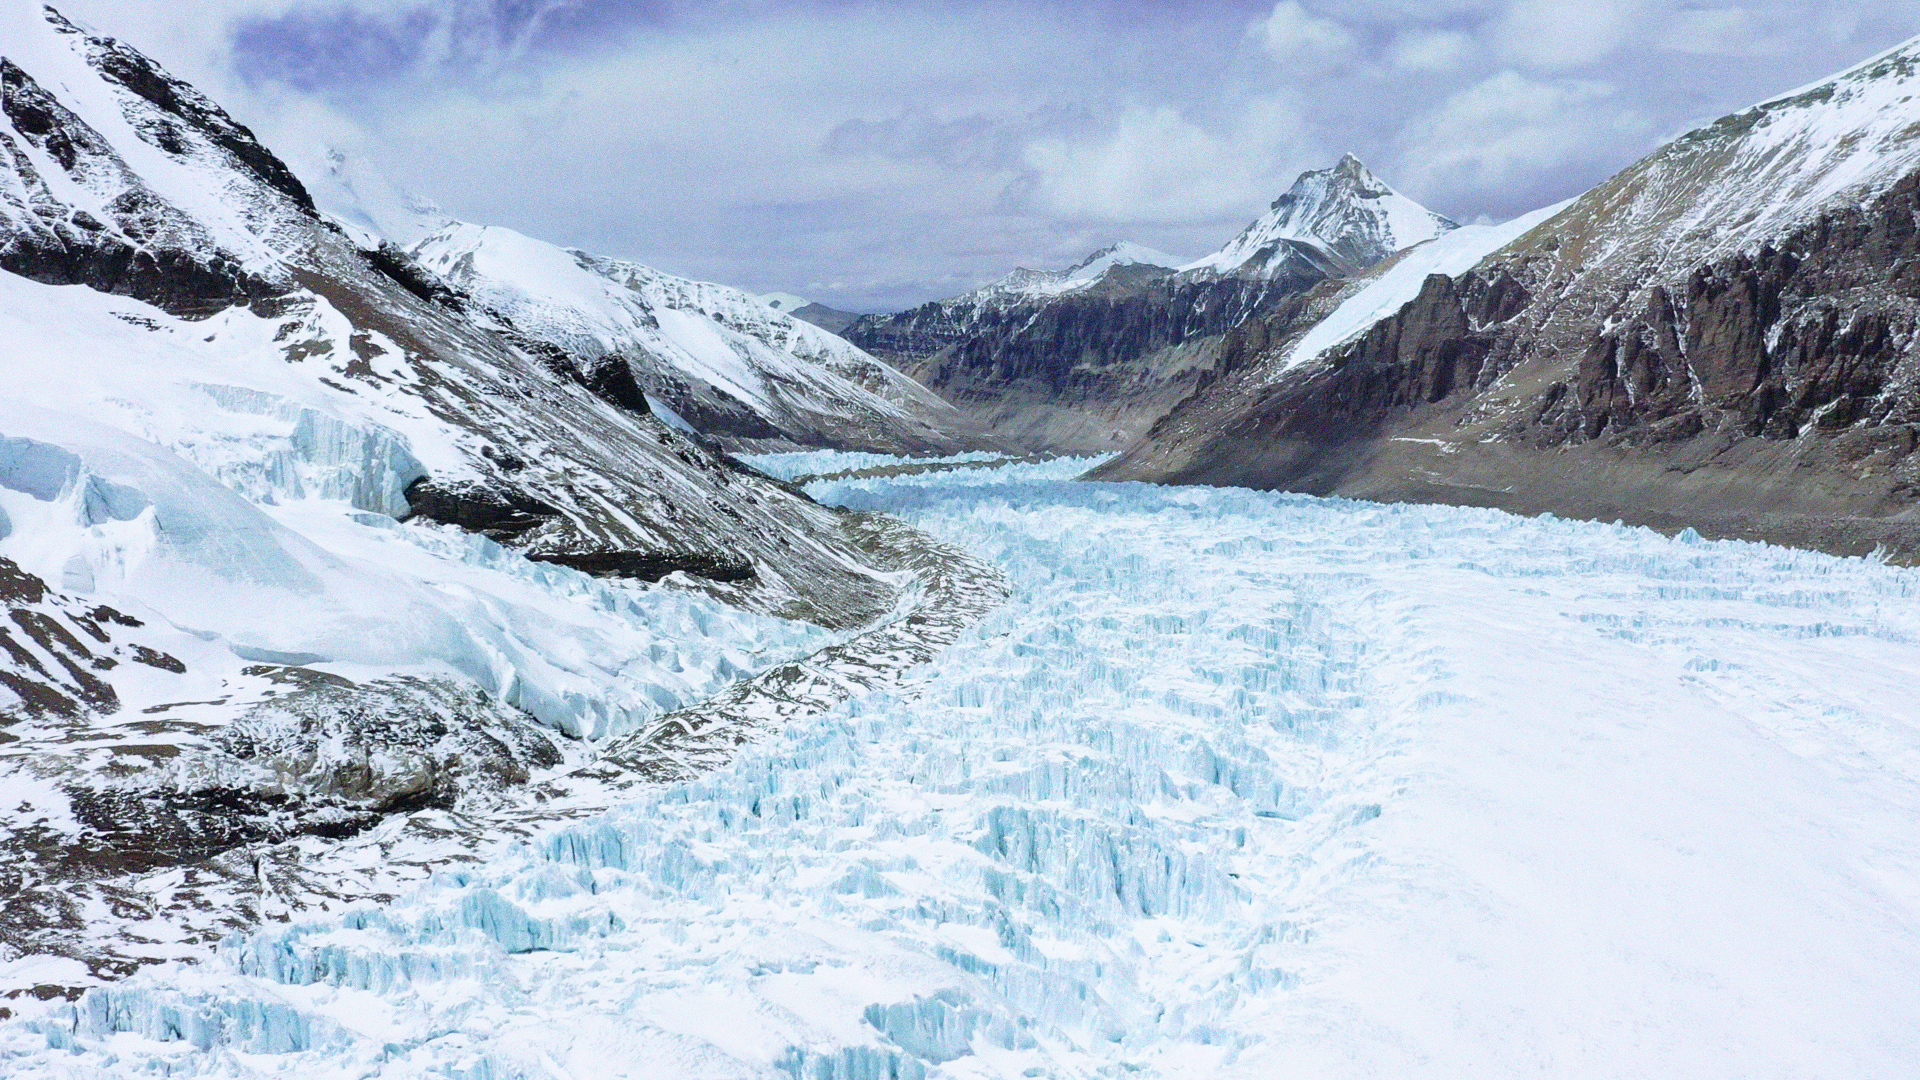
[1184,154,1457,278]
[1063,241,1184,283]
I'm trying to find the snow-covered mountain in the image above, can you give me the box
[295,149,977,454]
[407,221,973,452]
[1181,153,1457,279]
[1098,36,1920,561]
[958,240,1186,305]
[843,158,1450,452]
[301,147,453,249]
[0,1,979,977]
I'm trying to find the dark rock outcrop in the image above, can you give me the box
[847,271,1328,453]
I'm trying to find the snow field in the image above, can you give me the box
[8,456,1920,1077]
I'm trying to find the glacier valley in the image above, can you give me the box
[4,455,1920,1078]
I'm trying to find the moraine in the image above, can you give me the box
[5,455,1919,1078]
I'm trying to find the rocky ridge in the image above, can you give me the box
[410,223,982,454]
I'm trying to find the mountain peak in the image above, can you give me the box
[960,241,1183,304]
[1064,241,1183,280]
[1188,155,1456,279]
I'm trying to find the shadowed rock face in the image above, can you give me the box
[0,59,285,318]
[847,268,1333,454]
[1095,170,1920,559]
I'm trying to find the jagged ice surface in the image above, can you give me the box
[6,457,1919,1077]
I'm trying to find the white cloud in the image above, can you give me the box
[1022,97,1316,225]
[1396,70,1636,197]
[1387,29,1476,72]
[1260,2,1360,72]
[1660,8,1808,57]
[1495,0,1650,71]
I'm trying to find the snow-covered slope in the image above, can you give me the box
[1182,153,1457,279]
[409,221,973,452]
[1271,198,1573,373]
[1528,37,1920,290]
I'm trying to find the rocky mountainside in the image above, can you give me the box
[409,223,978,454]
[0,1,969,979]
[844,159,1456,452]
[1095,38,1920,559]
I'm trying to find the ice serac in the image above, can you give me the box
[1097,37,1920,560]
[408,221,980,454]
[843,157,1453,453]
[0,0,972,979]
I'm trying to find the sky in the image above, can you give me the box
[52,0,1920,311]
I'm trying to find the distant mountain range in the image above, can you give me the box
[843,155,1454,451]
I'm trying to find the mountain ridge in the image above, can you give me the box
[842,155,1454,452]
[1094,31,1920,561]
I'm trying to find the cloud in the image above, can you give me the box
[1020,97,1318,224]
[44,0,1920,310]
[1387,29,1476,72]
[1260,2,1360,71]
[1397,71,1630,196]
[1494,0,1650,71]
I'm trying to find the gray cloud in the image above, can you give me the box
[51,0,1920,311]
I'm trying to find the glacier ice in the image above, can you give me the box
[7,455,1920,1078]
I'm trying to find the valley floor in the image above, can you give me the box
[6,457,1920,1077]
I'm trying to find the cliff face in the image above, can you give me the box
[853,271,1321,452]
[1095,46,1920,558]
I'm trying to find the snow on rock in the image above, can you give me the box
[297,147,453,250]
[410,221,965,452]
[1273,198,1573,373]
[962,241,1187,304]
[1182,154,1457,279]
[11,456,1919,1078]
[1578,34,1920,275]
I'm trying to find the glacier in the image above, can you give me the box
[5,456,1919,1078]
